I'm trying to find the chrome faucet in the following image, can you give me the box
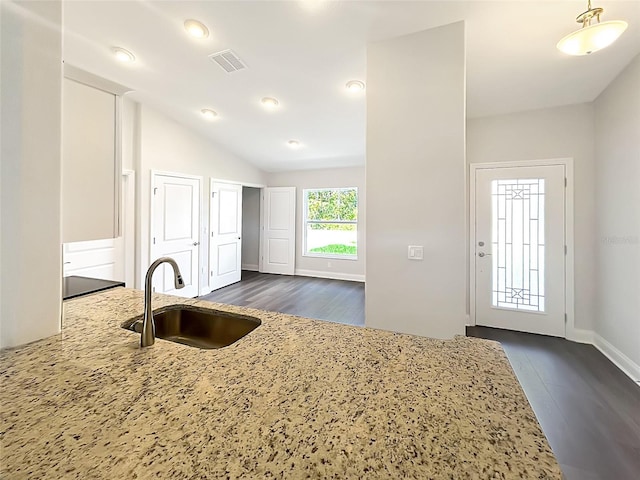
[141,257,185,347]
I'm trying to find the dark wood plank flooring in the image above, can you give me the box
[199,270,364,326]
[468,326,640,480]
[200,273,640,479]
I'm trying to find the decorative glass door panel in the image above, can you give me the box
[491,179,545,312]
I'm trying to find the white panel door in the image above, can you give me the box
[152,174,200,297]
[475,165,565,337]
[261,187,296,275]
[210,181,243,291]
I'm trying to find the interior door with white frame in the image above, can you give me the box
[151,172,201,298]
[473,164,566,337]
[260,187,296,275]
[210,180,243,291]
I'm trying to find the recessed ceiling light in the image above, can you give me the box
[345,80,365,92]
[201,109,218,121]
[261,97,280,108]
[184,19,209,39]
[287,140,301,148]
[111,47,135,63]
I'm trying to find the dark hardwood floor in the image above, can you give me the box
[200,272,640,479]
[199,270,364,326]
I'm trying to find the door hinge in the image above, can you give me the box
[153,187,158,195]
[564,178,567,187]
[564,245,567,255]
[564,313,568,323]
[153,237,156,245]
[211,192,216,198]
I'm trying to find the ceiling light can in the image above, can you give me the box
[261,97,280,108]
[201,109,218,120]
[184,19,209,39]
[111,47,135,63]
[287,140,301,148]
[345,80,365,92]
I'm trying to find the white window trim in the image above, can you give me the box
[302,187,359,260]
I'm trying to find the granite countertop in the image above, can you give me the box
[0,288,562,479]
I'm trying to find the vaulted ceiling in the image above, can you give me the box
[63,1,640,171]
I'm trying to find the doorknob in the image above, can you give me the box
[237,237,241,240]
[478,252,491,257]
[192,241,200,246]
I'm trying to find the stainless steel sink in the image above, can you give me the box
[122,305,261,349]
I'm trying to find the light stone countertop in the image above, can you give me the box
[0,288,562,479]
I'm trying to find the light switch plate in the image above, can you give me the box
[408,245,424,260]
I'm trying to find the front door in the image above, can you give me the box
[474,164,566,337]
[209,181,243,291]
[151,173,200,298]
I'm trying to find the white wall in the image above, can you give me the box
[122,96,137,172]
[1,0,62,348]
[135,104,267,293]
[241,187,261,270]
[593,54,640,377]
[467,103,596,333]
[366,22,466,339]
[267,167,365,281]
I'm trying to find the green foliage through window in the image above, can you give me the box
[309,244,357,255]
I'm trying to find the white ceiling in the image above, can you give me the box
[63,1,640,172]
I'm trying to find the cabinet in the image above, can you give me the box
[61,66,130,242]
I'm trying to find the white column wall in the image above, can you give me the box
[365,22,467,339]
[1,0,63,348]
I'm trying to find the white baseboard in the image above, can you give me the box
[565,327,594,344]
[294,268,365,283]
[199,286,211,296]
[241,263,259,272]
[593,333,640,383]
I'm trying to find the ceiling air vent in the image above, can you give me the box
[209,49,247,73]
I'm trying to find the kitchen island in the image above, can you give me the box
[0,288,562,479]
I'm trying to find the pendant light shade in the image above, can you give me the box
[557,1,628,55]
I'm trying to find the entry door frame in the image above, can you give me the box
[469,158,576,339]
[149,170,203,297]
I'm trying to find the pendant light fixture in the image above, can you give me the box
[557,0,628,55]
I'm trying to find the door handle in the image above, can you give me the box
[192,241,200,246]
[237,237,241,240]
[478,252,491,257]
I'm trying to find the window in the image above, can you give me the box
[303,188,358,259]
